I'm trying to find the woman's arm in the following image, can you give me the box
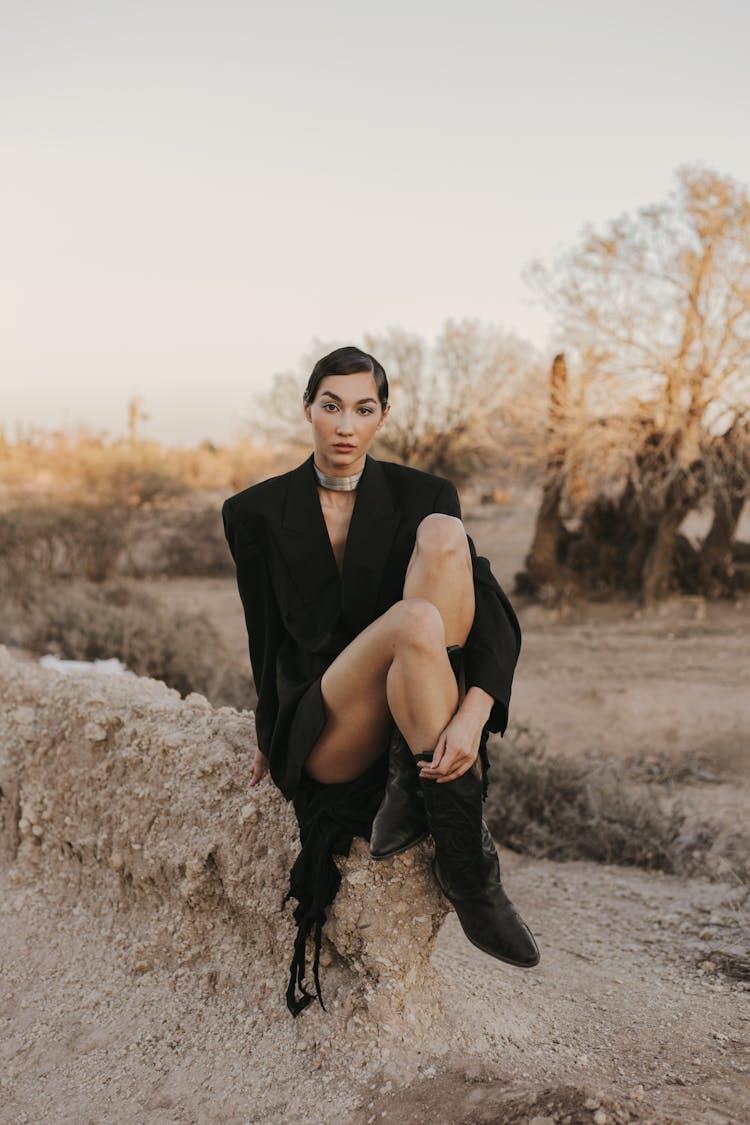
[222,499,285,783]
[432,479,522,736]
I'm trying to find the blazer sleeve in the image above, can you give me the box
[432,479,522,735]
[221,499,285,758]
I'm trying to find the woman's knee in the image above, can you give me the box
[415,513,469,561]
[389,597,446,652]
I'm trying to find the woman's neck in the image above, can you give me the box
[313,460,364,492]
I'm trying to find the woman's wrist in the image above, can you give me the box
[459,685,494,726]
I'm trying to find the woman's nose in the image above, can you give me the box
[336,413,354,434]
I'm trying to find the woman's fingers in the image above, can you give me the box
[419,712,483,781]
[418,733,446,778]
[430,731,447,771]
[250,749,269,787]
[419,728,476,779]
[420,747,474,780]
[436,760,472,783]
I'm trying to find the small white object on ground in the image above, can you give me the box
[39,654,133,676]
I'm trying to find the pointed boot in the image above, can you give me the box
[415,753,540,968]
[369,644,463,861]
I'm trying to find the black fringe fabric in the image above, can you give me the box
[281,752,388,1017]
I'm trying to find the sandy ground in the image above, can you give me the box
[2,494,749,1123]
[2,849,748,1123]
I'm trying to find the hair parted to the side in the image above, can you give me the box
[303,346,389,409]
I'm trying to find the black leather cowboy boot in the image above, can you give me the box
[369,645,464,861]
[368,722,429,860]
[416,758,540,967]
[414,644,540,968]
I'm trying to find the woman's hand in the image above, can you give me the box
[250,748,269,787]
[417,685,492,783]
[417,708,483,783]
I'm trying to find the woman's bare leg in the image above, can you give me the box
[402,513,474,647]
[304,515,475,784]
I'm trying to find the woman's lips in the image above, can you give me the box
[333,444,355,450]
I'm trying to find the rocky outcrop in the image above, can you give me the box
[0,644,543,1114]
[0,648,462,1025]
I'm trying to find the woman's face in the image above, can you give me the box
[303,370,389,476]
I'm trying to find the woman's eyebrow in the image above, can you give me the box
[320,392,378,405]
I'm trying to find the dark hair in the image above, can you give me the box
[303,346,389,409]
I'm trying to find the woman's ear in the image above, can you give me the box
[376,403,390,428]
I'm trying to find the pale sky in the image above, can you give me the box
[3,0,750,446]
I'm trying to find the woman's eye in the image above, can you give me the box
[321,403,373,415]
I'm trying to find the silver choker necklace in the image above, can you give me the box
[313,461,364,491]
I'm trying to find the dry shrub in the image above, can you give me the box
[70,445,188,507]
[0,504,234,582]
[0,505,134,582]
[484,724,729,876]
[134,508,233,578]
[0,576,254,711]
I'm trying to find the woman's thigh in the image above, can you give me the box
[304,599,434,784]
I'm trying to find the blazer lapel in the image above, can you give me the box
[341,454,401,635]
[277,454,340,626]
[276,452,401,640]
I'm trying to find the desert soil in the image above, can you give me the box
[2,493,748,1123]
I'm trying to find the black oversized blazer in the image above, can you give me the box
[221,452,522,801]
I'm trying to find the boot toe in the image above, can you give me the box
[434,858,540,968]
[458,897,540,968]
[370,823,430,860]
[488,907,540,967]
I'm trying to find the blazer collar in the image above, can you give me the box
[281,451,393,529]
[279,452,401,637]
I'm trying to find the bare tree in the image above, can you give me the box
[364,319,543,482]
[523,165,750,602]
[522,353,570,592]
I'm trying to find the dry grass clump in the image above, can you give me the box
[484,724,736,877]
[700,948,750,981]
[0,575,253,711]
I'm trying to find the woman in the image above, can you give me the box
[222,346,539,1016]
